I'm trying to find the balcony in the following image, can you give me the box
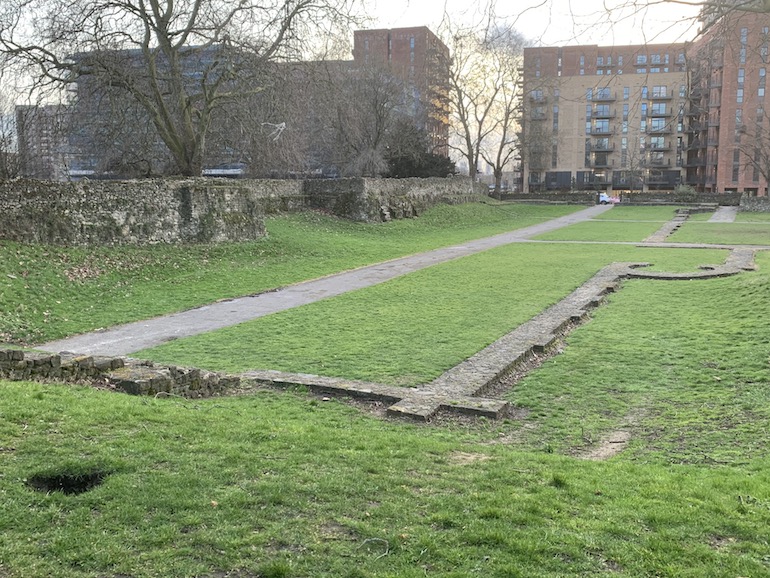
[643,158,672,167]
[592,109,616,119]
[589,127,615,136]
[649,140,672,151]
[530,113,548,121]
[649,92,673,100]
[591,142,615,152]
[589,159,615,168]
[684,157,706,167]
[646,126,672,134]
[647,109,674,118]
[593,92,616,102]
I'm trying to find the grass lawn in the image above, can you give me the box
[1,250,769,577]
[139,244,728,385]
[0,203,579,345]
[2,204,770,577]
[668,222,770,245]
[590,206,684,221]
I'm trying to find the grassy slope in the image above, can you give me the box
[2,206,770,577]
[140,244,728,385]
[2,251,770,578]
[0,203,578,344]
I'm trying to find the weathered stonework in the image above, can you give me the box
[0,176,484,246]
[0,349,240,398]
[740,195,770,212]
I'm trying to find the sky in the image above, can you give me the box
[364,0,703,46]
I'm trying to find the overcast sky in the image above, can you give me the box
[363,0,702,46]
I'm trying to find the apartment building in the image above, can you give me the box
[353,27,451,156]
[521,11,770,196]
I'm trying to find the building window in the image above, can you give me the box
[652,85,667,98]
[596,87,611,100]
[651,102,667,115]
[636,54,647,64]
[607,56,612,66]
[552,144,558,168]
[677,52,685,64]
[622,121,628,134]
[738,68,745,87]
[597,69,603,75]
[642,86,648,99]
[597,56,604,66]
[738,88,744,103]
[651,54,661,64]
[650,67,660,73]
[553,105,559,133]
[623,87,629,100]
[636,68,646,74]
[623,103,629,121]
[680,85,686,98]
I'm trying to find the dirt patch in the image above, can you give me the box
[449,451,492,465]
[578,430,632,461]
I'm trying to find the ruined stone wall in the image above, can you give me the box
[304,177,486,222]
[0,176,482,245]
[620,192,744,205]
[0,348,240,398]
[740,195,770,212]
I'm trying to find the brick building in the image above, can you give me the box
[353,27,450,156]
[520,11,770,196]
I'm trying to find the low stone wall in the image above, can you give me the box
[305,177,486,222]
[0,348,240,398]
[0,176,483,245]
[740,195,770,212]
[0,179,275,245]
[493,191,597,204]
[620,192,743,206]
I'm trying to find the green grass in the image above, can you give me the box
[3,206,770,577]
[735,211,770,223]
[0,203,579,344]
[591,206,683,221]
[668,222,770,245]
[139,244,728,385]
[3,270,770,578]
[508,250,770,462]
[531,220,666,242]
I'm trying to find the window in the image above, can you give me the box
[622,121,628,134]
[738,69,745,87]
[597,69,604,75]
[552,144,558,168]
[738,88,744,103]
[680,85,686,98]
[597,56,604,66]
[594,104,611,116]
[651,54,661,64]
[618,56,623,66]
[651,103,667,115]
[641,102,648,119]
[652,85,667,98]
[677,52,685,64]
[580,55,585,66]
[636,54,647,64]
[607,56,612,66]
[642,86,648,99]
[623,87,629,100]
[593,119,610,133]
[596,87,611,100]
[586,105,592,119]
[553,105,559,133]
[586,89,593,101]
[623,104,629,121]
[636,68,647,74]
[651,67,660,73]
[650,118,667,131]
[650,136,665,149]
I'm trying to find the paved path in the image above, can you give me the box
[40,205,614,357]
[708,206,739,222]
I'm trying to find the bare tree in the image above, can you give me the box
[0,89,20,179]
[478,25,525,194]
[0,0,358,176]
[442,20,526,184]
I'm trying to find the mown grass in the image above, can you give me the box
[531,206,683,242]
[668,222,770,245]
[590,206,683,221]
[3,248,770,578]
[0,203,578,344]
[140,244,728,385]
[2,206,770,577]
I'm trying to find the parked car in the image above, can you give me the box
[598,193,620,205]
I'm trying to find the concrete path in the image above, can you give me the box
[40,205,614,357]
[708,206,738,222]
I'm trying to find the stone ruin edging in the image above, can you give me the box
[0,247,761,422]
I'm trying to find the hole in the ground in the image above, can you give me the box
[27,470,110,495]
